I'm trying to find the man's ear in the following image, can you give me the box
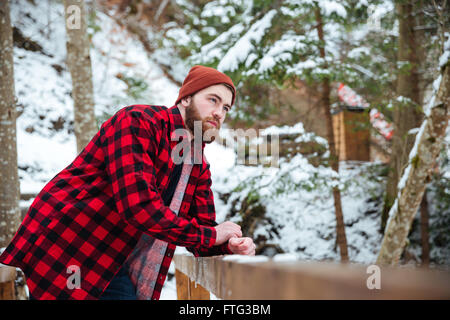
[180,96,192,107]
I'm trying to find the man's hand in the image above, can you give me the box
[214,221,242,245]
[228,237,256,256]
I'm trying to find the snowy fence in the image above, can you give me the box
[0,265,16,299]
[173,254,450,299]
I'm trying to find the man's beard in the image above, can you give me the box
[185,100,220,144]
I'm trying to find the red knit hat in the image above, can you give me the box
[175,65,236,106]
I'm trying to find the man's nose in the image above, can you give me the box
[212,106,224,120]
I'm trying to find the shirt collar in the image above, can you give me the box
[167,105,206,150]
[167,105,186,131]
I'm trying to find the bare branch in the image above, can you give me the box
[154,0,170,22]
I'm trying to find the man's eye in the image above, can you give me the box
[223,106,230,112]
[210,98,217,104]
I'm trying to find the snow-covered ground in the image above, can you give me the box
[11,0,180,194]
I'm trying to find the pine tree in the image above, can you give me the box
[314,4,348,262]
[382,0,423,232]
[0,0,21,248]
[64,0,97,153]
[172,0,363,261]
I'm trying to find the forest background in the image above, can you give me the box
[0,0,449,299]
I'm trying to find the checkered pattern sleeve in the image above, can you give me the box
[186,164,233,257]
[102,110,217,249]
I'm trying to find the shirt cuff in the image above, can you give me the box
[199,225,216,248]
[222,241,233,255]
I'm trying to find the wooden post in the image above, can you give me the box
[332,110,345,160]
[0,265,16,300]
[175,269,210,300]
[175,269,189,299]
[188,279,210,300]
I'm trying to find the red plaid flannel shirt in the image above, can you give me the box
[0,105,231,300]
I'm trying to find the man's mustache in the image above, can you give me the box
[204,117,220,129]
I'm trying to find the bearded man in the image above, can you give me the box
[0,65,256,300]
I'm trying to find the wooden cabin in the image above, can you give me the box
[226,81,389,164]
[331,83,371,162]
[332,106,370,162]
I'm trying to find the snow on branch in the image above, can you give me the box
[217,10,277,72]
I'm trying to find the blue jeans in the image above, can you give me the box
[28,265,137,300]
[99,265,137,300]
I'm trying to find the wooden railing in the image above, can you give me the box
[0,265,16,300]
[173,254,450,300]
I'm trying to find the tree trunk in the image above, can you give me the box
[0,0,21,248]
[377,58,449,266]
[382,0,422,231]
[420,190,430,267]
[315,7,348,262]
[64,0,97,153]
